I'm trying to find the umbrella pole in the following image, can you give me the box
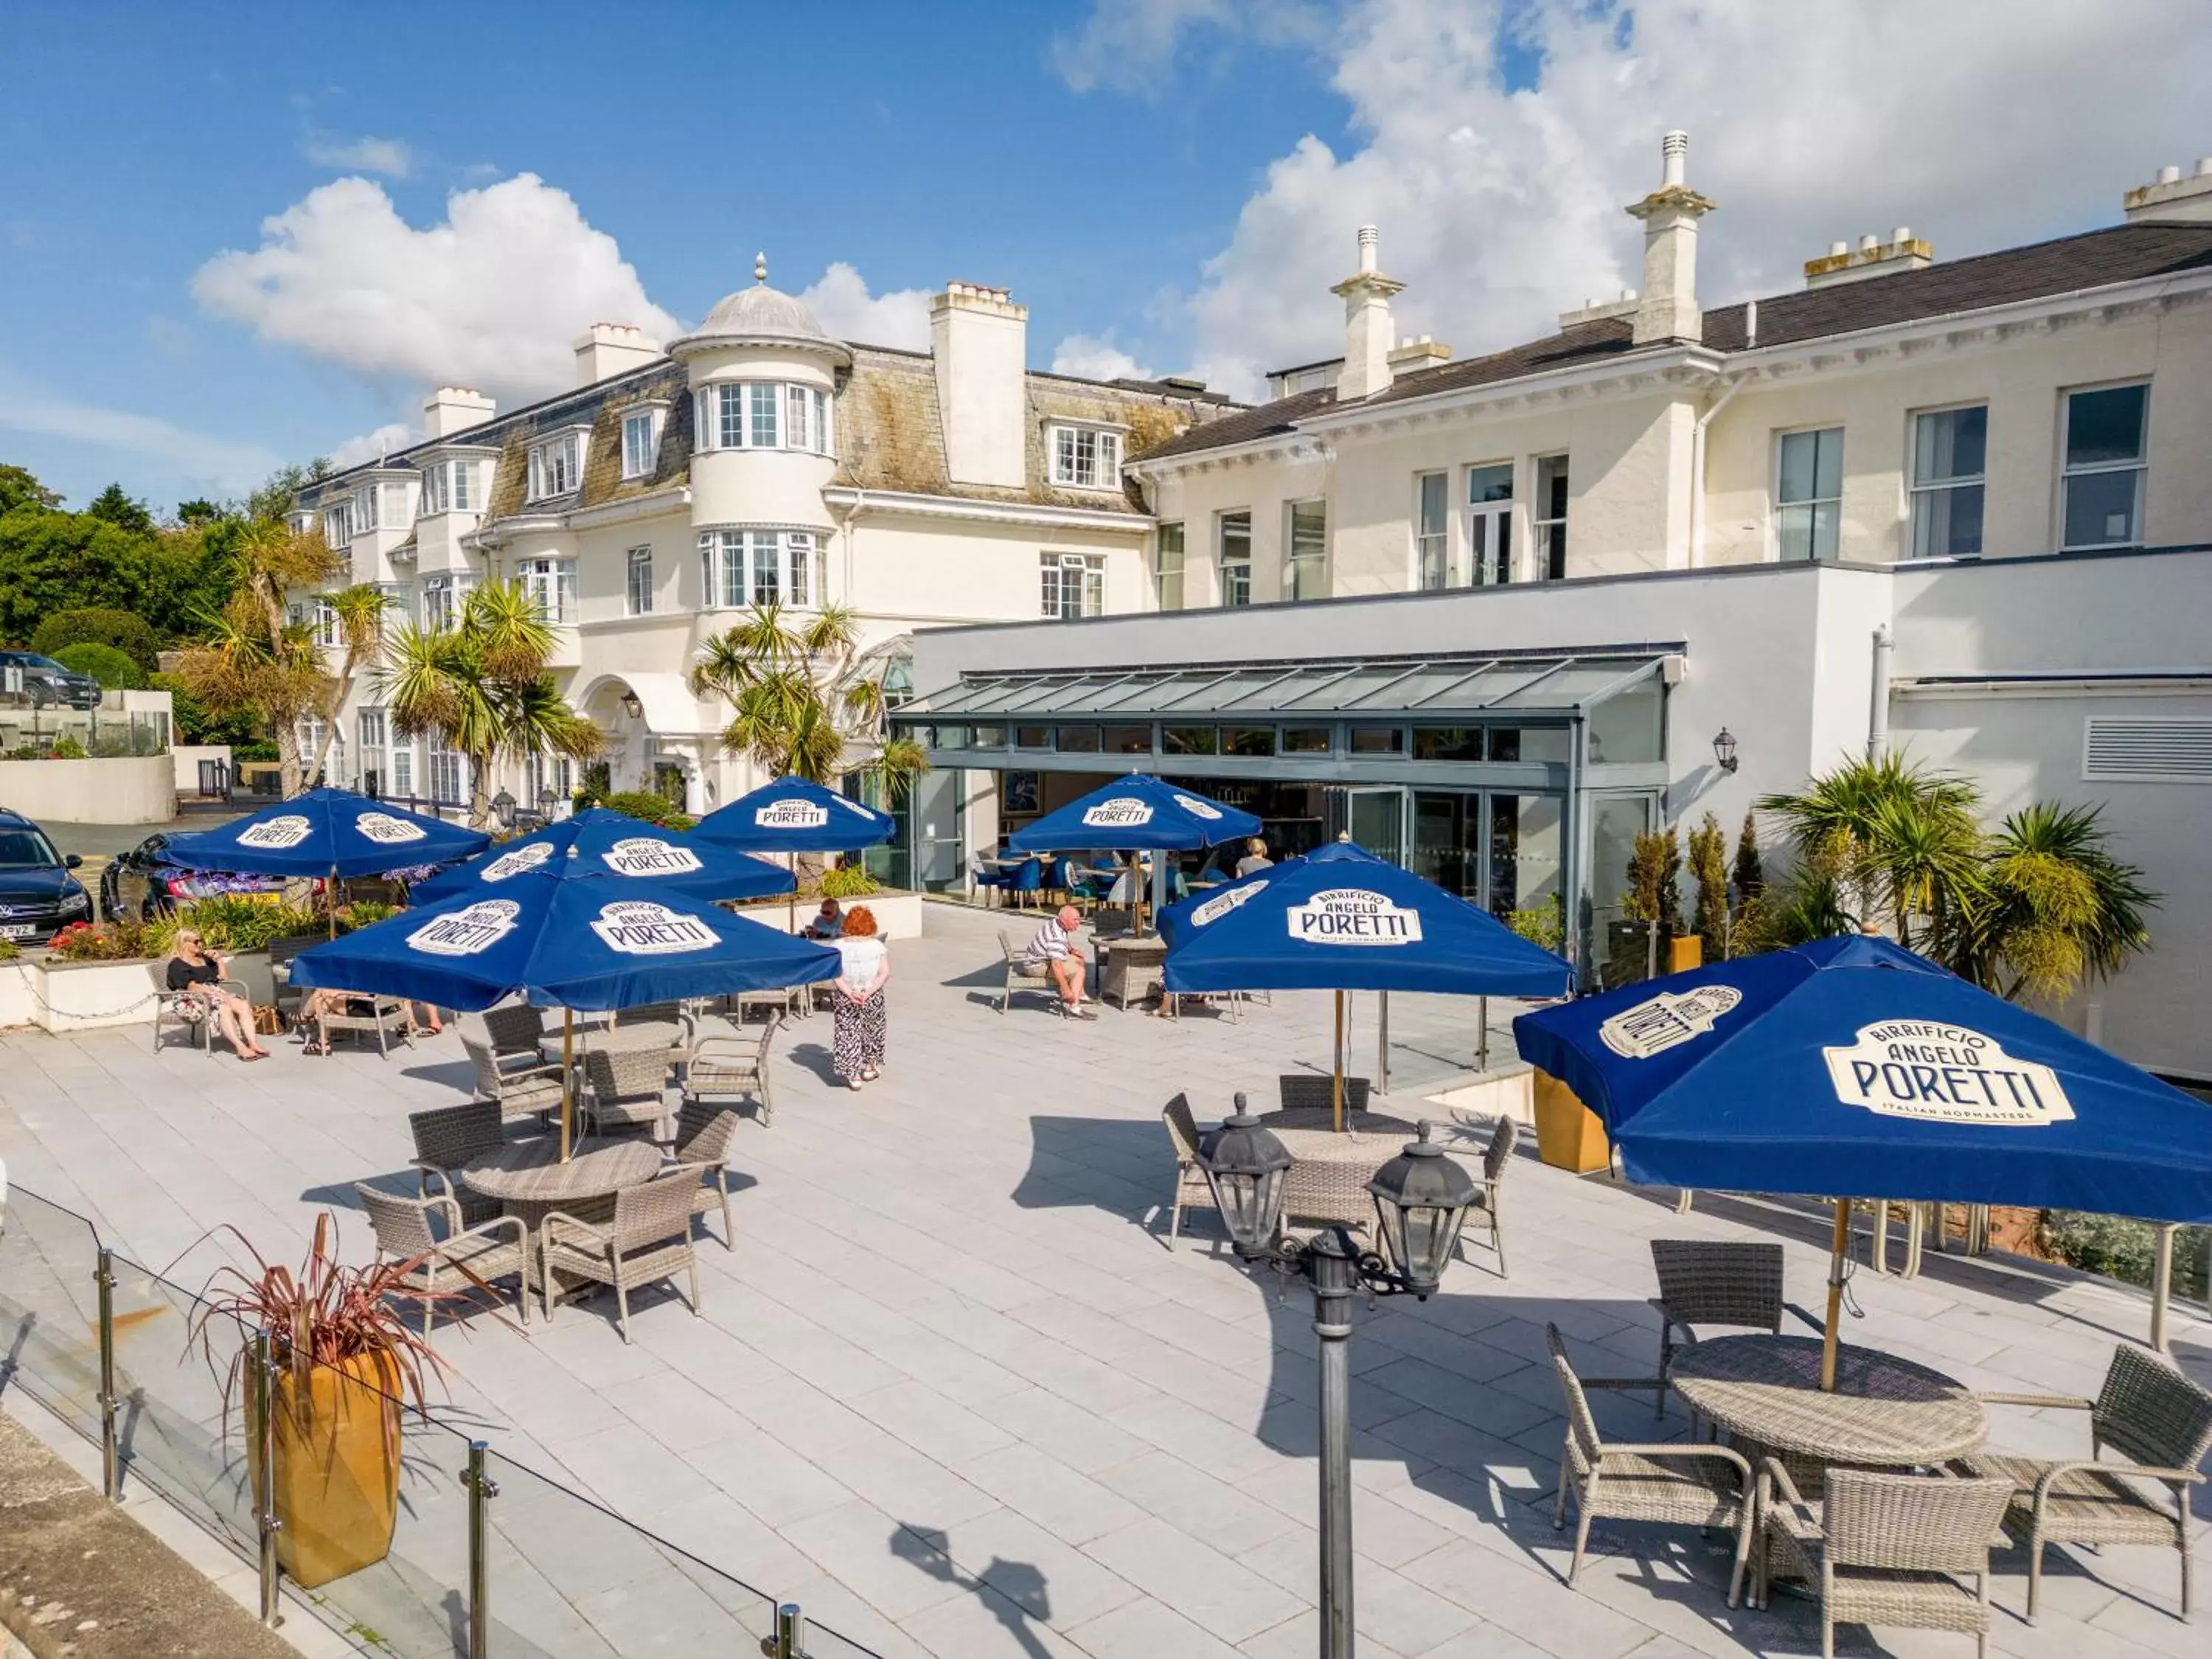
[1820,1198,1850,1391]
[1377,991,1389,1098]
[789,851,798,934]
[327,863,339,940]
[559,1009,574,1164]
[1332,990,1346,1133]
[1477,994,1490,1073]
[2152,1222,2176,1352]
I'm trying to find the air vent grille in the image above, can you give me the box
[2082,717,2212,782]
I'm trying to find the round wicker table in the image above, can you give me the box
[1669,1335,1987,1467]
[460,1137,665,1231]
[1258,1110,1422,1230]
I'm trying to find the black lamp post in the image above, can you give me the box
[1712,728,1740,774]
[1198,1096,1477,1658]
[537,785,560,824]
[490,787,517,830]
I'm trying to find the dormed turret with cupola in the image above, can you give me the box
[669,253,848,535]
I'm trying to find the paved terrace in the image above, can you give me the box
[1,902,2207,1659]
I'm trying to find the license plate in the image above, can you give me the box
[0,924,37,939]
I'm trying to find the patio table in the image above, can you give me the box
[460,1136,666,1233]
[1259,1109,1422,1230]
[1098,933,1172,1012]
[1669,1334,1986,1468]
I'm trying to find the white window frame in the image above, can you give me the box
[1047,423,1125,491]
[427,738,465,808]
[1907,402,1988,559]
[519,557,579,625]
[2059,379,2150,552]
[1285,499,1327,602]
[1155,521,1186,611]
[1772,428,1842,563]
[1531,454,1568,580]
[389,741,414,801]
[422,459,476,515]
[625,546,654,616]
[323,499,353,549]
[1414,473,1448,591]
[621,407,664,480]
[1040,552,1106,620]
[311,597,340,649]
[696,382,833,455]
[526,431,582,501]
[355,485,378,532]
[357,708,388,795]
[1217,509,1253,608]
[421,573,455,631]
[699,529,818,611]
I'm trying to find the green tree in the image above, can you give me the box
[247,460,332,525]
[0,464,63,515]
[1732,810,1764,903]
[176,498,221,526]
[688,602,928,796]
[85,483,154,534]
[0,509,159,639]
[1758,753,1980,949]
[31,608,161,673]
[378,580,602,828]
[150,672,259,747]
[1688,812,1730,961]
[303,585,392,787]
[1625,828,1683,936]
[52,641,145,690]
[1950,803,2156,1001]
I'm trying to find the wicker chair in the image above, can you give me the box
[996,931,1065,1015]
[354,1183,529,1340]
[1959,1342,2212,1622]
[667,1102,742,1248]
[1757,1463,2014,1658]
[683,1015,782,1127]
[1160,1094,1218,1250]
[478,1004,546,1066]
[1649,1239,1785,1420]
[151,972,248,1057]
[582,1046,670,1138]
[1459,1118,1517,1277]
[407,1099,506,1227]
[462,1032,566,1125]
[1276,1074,1373,1116]
[1545,1323,1755,1604]
[540,1172,701,1342]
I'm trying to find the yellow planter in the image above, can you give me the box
[1533,1068,1611,1175]
[249,1352,401,1589]
[1669,936,1704,973]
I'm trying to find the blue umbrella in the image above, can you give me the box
[291,869,839,1157]
[163,787,490,880]
[1512,933,2212,1380]
[1006,773,1260,854]
[411,808,792,904]
[691,777,896,852]
[1159,841,1573,1127]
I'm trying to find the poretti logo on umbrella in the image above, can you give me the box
[1601,986,1745,1059]
[1287,888,1422,945]
[756,801,829,830]
[1082,798,1154,829]
[355,812,428,844]
[590,900,721,955]
[481,842,554,881]
[236,815,312,849]
[408,900,522,956]
[1172,793,1222,820]
[601,838,703,877]
[1192,880,1266,926]
[1823,1021,2075,1125]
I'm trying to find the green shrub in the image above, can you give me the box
[2043,1212,2210,1304]
[335,900,400,933]
[600,790,694,831]
[32,608,161,674]
[53,641,143,689]
[0,934,18,961]
[175,896,320,951]
[49,919,148,961]
[48,733,88,759]
[816,863,880,900]
[1505,894,1565,955]
[152,672,259,747]
[232,739,279,762]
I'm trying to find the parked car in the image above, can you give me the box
[0,650,102,710]
[0,809,93,944]
[99,831,296,922]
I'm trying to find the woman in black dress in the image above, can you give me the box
[166,927,268,1060]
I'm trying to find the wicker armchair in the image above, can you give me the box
[478,1004,546,1066]
[1459,1118,1517,1277]
[540,1172,701,1342]
[1649,1239,1785,1420]
[407,1100,505,1227]
[462,1031,566,1125]
[1959,1342,2212,1622]
[1757,1463,2014,1658]
[151,973,248,1056]
[667,1102,742,1248]
[996,931,1065,1015]
[1276,1074,1373,1116]
[582,1046,670,1138]
[1160,1094,1218,1251]
[683,1014,782,1127]
[1545,1323,1755,1604]
[354,1183,529,1340]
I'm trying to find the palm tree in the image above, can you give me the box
[688,602,928,795]
[1951,802,2156,1001]
[173,515,341,796]
[304,584,392,789]
[1759,753,1981,948]
[378,580,602,827]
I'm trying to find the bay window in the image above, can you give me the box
[519,557,578,624]
[323,499,353,548]
[422,459,475,515]
[693,382,834,454]
[355,485,378,531]
[699,529,821,610]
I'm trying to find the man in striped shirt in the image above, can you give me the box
[1026,905,1096,1017]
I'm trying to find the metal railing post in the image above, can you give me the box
[249,1327,282,1626]
[94,1247,119,1500]
[775,1602,807,1658]
[460,1440,497,1659]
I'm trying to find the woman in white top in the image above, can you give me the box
[830,905,891,1090]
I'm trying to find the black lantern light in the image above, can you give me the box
[1367,1122,1478,1298]
[491,787,517,829]
[538,786,560,824]
[1196,1096,1293,1258]
[1712,727,1739,774]
[620,689,644,720]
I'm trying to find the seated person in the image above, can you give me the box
[296,986,382,1054]
[1025,905,1096,1018]
[803,898,844,939]
[167,928,268,1060]
[1234,837,1273,878]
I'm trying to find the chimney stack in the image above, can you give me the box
[573,322,662,388]
[422,386,495,440]
[1330,225,1406,401]
[1802,228,1933,288]
[930,282,1028,488]
[1624,131,1715,345]
[2124,156,2212,223]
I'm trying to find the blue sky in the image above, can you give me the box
[2,1,2203,515]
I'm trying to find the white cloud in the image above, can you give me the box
[302,133,412,177]
[1051,332,1154,381]
[796,262,933,351]
[191,174,680,403]
[0,373,282,494]
[326,421,417,470]
[1124,0,2212,400]
[1050,0,1330,94]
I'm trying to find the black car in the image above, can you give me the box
[0,809,92,944]
[100,830,293,921]
[0,649,102,710]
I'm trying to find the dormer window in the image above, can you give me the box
[323,499,354,548]
[692,383,833,455]
[526,431,584,501]
[1048,423,1124,490]
[621,406,665,480]
[422,458,476,515]
[355,484,379,531]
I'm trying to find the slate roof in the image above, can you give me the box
[1143,219,2212,464]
